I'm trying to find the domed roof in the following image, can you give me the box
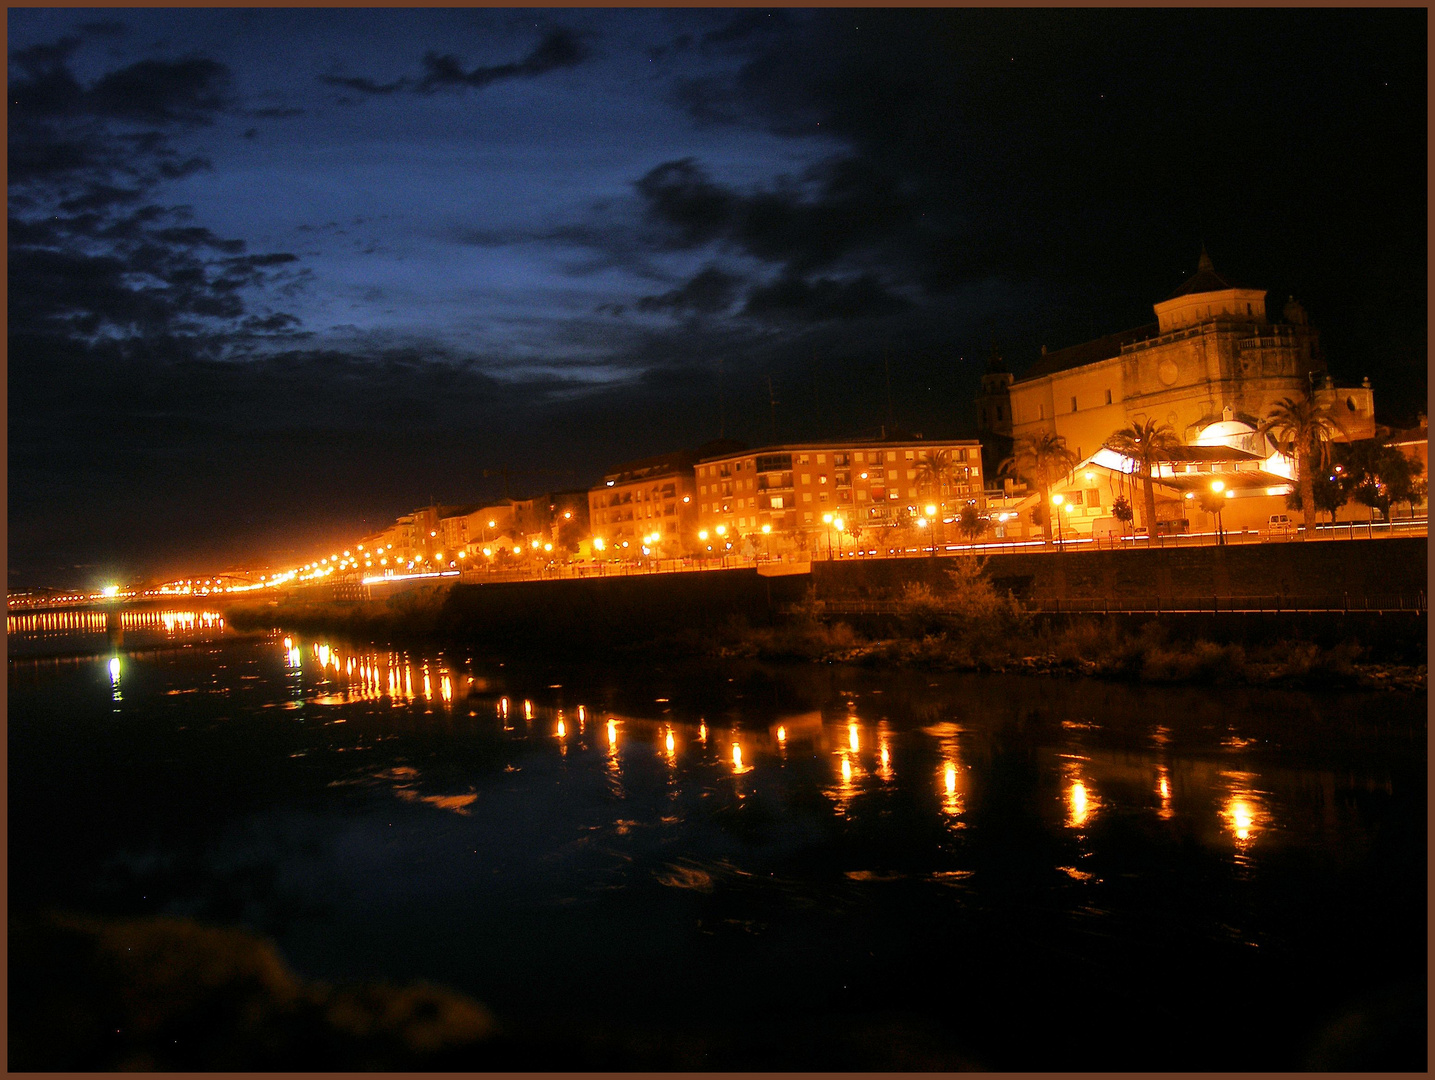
[1192,419,1257,444]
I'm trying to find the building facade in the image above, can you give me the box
[694,438,984,554]
[977,250,1376,463]
[587,446,714,556]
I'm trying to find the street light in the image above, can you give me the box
[833,516,845,558]
[1210,479,1227,545]
[1050,493,1066,546]
[822,512,834,558]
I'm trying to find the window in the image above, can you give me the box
[819,475,828,484]
[802,492,812,503]
[857,490,868,501]
[798,454,810,465]
[1105,389,1112,405]
[887,451,896,461]
[906,469,916,480]
[1071,396,1078,412]
[855,452,864,462]
[770,496,784,509]
[819,493,829,503]
[905,450,915,460]
[817,454,826,464]
[804,512,814,524]
[908,487,917,499]
[800,474,811,484]
[889,490,900,500]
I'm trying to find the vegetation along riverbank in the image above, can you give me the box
[228,557,1425,693]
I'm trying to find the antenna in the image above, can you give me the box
[884,351,894,428]
[767,376,779,442]
[717,356,725,439]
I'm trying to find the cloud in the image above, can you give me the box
[8,38,305,347]
[320,74,409,96]
[325,27,589,99]
[418,27,587,91]
[636,265,740,314]
[743,273,907,323]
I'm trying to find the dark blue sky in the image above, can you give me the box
[8,9,1427,587]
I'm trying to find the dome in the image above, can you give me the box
[1193,418,1267,455]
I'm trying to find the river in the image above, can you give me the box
[8,613,1426,1070]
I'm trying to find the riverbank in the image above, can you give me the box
[228,560,1426,692]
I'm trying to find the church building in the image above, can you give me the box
[976,249,1376,465]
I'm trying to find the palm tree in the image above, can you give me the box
[914,449,958,501]
[1261,396,1344,538]
[1103,419,1180,543]
[1000,431,1078,546]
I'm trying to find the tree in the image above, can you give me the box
[1111,495,1134,535]
[1285,472,1346,525]
[1260,396,1344,537]
[1103,419,1180,542]
[1343,438,1424,519]
[957,503,986,543]
[999,431,1077,546]
[915,449,959,503]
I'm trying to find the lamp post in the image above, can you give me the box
[760,522,772,560]
[1210,479,1227,545]
[1050,493,1066,547]
[821,513,834,559]
[832,516,845,558]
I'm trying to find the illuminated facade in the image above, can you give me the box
[978,250,1377,463]
[693,438,984,553]
[587,445,733,556]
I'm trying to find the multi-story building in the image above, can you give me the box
[588,441,742,556]
[977,249,1376,463]
[693,438,985,552]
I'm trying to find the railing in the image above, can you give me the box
[799,591,1427,616]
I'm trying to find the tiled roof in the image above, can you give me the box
[1020,324,1158,381]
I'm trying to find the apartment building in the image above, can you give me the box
[694,438,984,551]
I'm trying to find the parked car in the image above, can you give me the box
[1264,513,1296,540]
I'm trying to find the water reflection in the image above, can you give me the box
[926,723,965,823]
[253,636,1340,875]
[1220,772,1267,859]
[1063,758,1099,830]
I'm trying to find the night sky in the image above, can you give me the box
[8,9,1427,588]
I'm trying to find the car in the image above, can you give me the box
[1264,513,1296,540]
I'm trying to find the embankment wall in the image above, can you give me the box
[810,537,1427,602]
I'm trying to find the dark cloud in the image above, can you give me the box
[636,265,740,314]
[320,74,409,96]
[634,158,736,247]
[87,58,230,124]
[8,38,305,347]
[325,27,588,99]
[743,273,907,323]
[418,27,588,92]
[250,105,304,119]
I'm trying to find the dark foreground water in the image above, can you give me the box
[9,620,1427,1070]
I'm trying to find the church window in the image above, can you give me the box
[1105,389,1113,405]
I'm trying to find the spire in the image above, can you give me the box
[1197,244,1214,274]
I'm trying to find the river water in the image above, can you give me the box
[8,614,1426,1070]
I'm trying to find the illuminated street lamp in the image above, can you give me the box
[822,512,835,558]
[1050,493,1066,546]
